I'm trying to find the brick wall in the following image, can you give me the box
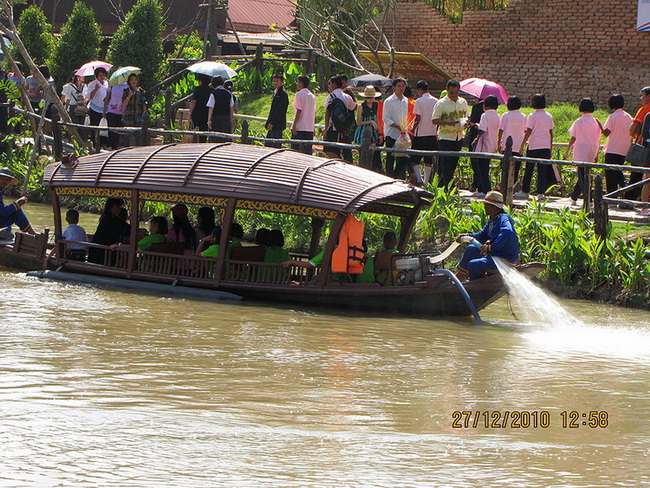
[391,0,650,107]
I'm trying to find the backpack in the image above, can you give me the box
[329,94,351,132]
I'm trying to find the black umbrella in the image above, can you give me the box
[348,74,392,88]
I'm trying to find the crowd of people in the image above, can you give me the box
[3,62,649,213]
[187,73,650,212]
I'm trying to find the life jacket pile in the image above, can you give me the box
[331,214,365,274]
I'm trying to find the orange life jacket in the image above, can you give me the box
[331,214,365,274]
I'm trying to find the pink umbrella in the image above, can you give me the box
[460,78,510,104]
[75,60,113,78]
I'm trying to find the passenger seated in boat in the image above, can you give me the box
[264,229,290,263]
[456,191,519,281]
[194,206,215,241]
[167,204,197,255]
[255,228,271,247]
[226,223,244,259]
[0,167,36,238]
[88,198,128,264]
[196,226,221,258]
[62,209,87,260]
[136,216,168,251]
[374,232,399,286]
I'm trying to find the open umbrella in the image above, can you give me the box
[459,78,509,104]
[187,61,237,79]
[109,66,142,86]
[75,60,113,77]
[348,73,392,88]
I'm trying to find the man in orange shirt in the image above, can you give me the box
[628,87,650,204]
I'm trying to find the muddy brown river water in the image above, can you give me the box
[0,203,648,486]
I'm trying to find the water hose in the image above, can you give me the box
[431,268,483,325]
[428,236,483,265]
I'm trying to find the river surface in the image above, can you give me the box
[1,203,649,486]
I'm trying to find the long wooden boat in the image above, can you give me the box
[17,142,543,317]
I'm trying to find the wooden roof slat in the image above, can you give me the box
[94,147,133,186]
[43,143,432,214]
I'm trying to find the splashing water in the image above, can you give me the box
[493,257,584,327]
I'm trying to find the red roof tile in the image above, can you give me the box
[228,0,296,33]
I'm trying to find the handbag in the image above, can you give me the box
[74,103,88,116]
[99,117,109,138]
[625,143,650,166]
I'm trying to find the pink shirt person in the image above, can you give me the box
[474,109,500,153]
[568,113,601,162]
[499,110,526,153]
[603,108,633,156]
[525,109,554,151]
[292,87,316,133]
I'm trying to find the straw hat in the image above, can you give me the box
[360,85,381,98]
[0,167,18,185]
[481,190,505,210]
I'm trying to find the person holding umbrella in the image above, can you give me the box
[122,73,147,146]
[189,74,212,142]
[87,67,109,146]
[206,76,234,143]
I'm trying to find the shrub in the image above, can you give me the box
[106,0,165,91]
[11,5,55,66]
[50,1,102,90]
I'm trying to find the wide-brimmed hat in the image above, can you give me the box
[359,85,381,98]
[481,190,505,210]
[171,203,188,217]
[0,167,18,185]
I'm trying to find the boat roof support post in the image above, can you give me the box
[51,190,63,267]
[214,197,237,287]
[126,190,140,279]
[398,200,422,252]
[315,213,346,288]
[309,217,324,258]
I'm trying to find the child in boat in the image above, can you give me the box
[374,231,399,285]
[137,216,168,251]
[196,226,221,258]
[62,209,87,260]
[264,229,290,263]
[226,222,243,259]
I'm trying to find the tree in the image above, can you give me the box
[287,0,398,76]
[50,1,102,89]
[106,0,165,91]
[10,5,55,66]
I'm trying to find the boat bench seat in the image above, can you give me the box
[230,245,266,262]
[149,242,186,255]
[12,230,49,259]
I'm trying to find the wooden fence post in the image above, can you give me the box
[501,136,514,205]
[241,119,249,144]
[52,109,63,160]
[593,174,608,239]
[583,166,592,212]
[164,87,173,144]
[141,111,150,146]
[358,129,372,169]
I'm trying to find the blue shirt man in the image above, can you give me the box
[0,167,35,237]
[456,191,519,280]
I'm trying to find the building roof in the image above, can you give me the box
[228,0,296,33]
[43,143,429,217]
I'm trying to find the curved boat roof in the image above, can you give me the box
[43,143,431,216]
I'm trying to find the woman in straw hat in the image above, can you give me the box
[0,168,36,238]
[353,85,382,170]
[455,190,519,281]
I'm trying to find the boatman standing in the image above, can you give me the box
[0,167,36,238]
[455,191,519,281]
